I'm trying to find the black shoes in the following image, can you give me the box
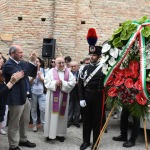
[80,142,90,150]
[46,137,54,141]
[19,140,36,148]
[46,136,65,142]
[67,122,72,128]
[112,135,127,141]
[113,135,135,147]
[74,122,80,128]
[67,122,80,128]
[9,146,21,150]
[123,141,135,147]
[79,118,83,123]
[57,136,65,142]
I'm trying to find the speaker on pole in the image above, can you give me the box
[42,38,56,58]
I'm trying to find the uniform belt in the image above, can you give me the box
[85,89,102,92]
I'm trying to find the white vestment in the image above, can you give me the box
[44,67,76,139]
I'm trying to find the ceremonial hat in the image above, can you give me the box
[87,28,102,55]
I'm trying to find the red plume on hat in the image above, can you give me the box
[87,28,98,46]
[87,28,102,55]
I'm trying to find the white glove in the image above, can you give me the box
[80,100,86,107]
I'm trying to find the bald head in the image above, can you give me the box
[55,57,65,70]
[55,57,64,64]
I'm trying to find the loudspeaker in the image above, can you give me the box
[42,38,56,58]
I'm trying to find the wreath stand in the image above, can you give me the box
[92,104,149,150]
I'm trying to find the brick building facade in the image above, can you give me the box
[0,0,150,62]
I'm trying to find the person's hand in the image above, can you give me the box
[56,80,62,87]
[37,71,44,81]
[30,50,37,63]
[37,71,42,79]
[10,71,24,84]
[80,100,86,107]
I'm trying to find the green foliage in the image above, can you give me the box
[141,26,150,38]
[128,102,149,119]
[138,16,148,24]
[113,37,123,48]
[109,16,150,48]
[113,27,122,35]
[120,30,131,41]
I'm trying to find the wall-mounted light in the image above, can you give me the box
[81,21,85,24]
[18,16,23,21]
[41,18,46,21]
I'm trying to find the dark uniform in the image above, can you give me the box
[78,61,106,147]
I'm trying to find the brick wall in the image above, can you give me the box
[0,0,150,62]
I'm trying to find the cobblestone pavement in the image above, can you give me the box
[0,116,149,150]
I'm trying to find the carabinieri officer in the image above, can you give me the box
[78,43,106,150]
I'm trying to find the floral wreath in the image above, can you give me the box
[101,16,150,119]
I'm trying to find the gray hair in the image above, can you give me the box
[70,61,78,66]
[9,46,17,55]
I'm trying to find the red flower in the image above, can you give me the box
[134,80,142,90]
[128,99,134,104]
[122,99,127,103]
[114,76,124,86]
[108,87,118,97]
[106,75,114,86]
[131,71,139,79]
[123,68,131,78]
[121,93,127,99]
[146,83,150,93]
[129,60,139,71]
[114,68,124,77]
[138,75,140,80]
[135,92,147,105]
[130,99,134,104]
[124,78,134,88]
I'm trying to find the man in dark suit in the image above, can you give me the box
[68,61,80,128]
[3,45,37,150]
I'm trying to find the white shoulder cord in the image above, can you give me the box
[84,63,103,87]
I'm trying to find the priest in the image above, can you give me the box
[44,57,76,142]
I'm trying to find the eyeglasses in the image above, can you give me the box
[51,61,55,63]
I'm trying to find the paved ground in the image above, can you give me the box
[0,115,149,150]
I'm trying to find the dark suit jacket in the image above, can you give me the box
[0,83,9,104]
[0,83,8,122]
[71,70,79,92]
[2,58,37,105]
